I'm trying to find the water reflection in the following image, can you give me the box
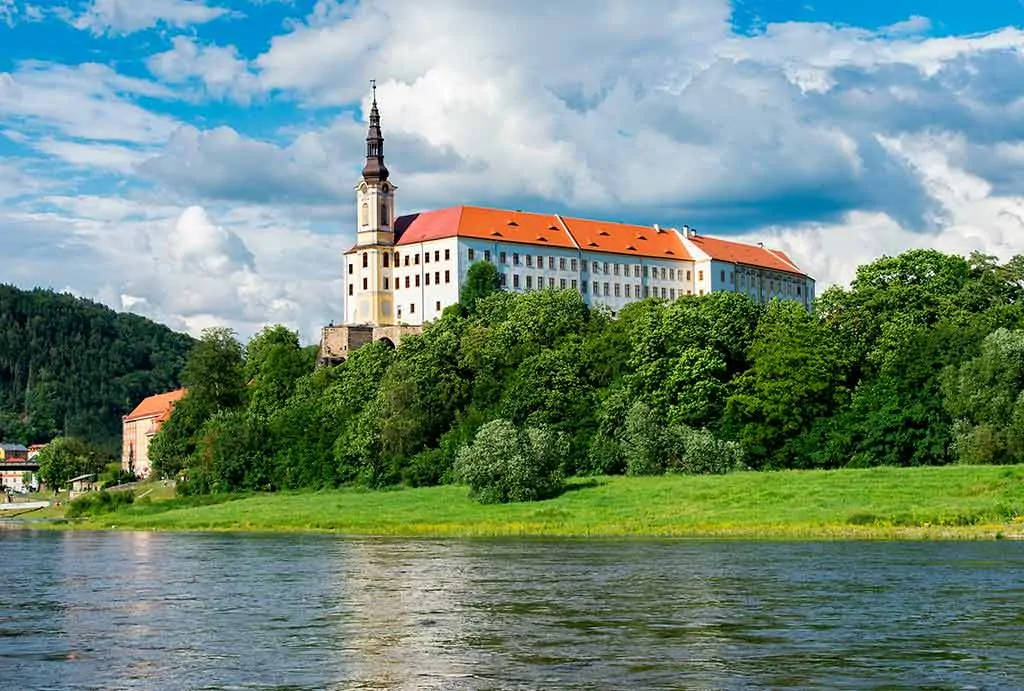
[0,531,1022,689]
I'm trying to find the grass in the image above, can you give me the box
[60,464,1024,539]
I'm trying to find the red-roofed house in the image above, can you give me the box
[321,90,814,361]
[121,389,185,479]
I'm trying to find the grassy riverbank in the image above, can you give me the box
[63,464,1024,539]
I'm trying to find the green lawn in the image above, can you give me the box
[66,464,1024,539]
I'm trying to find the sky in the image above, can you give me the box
[1,0,1023,343]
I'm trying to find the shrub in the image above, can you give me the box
[65,490,134,518]
[454,419,566,503]
[665,425,747,475]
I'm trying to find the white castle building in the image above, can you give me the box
[320,90,814,363]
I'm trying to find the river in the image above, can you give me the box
[1,530,1022,689]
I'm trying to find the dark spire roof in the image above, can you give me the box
[361,80,389,183]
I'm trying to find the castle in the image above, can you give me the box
[320,87,814,363]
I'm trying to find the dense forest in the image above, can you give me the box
[150,248,1024,501]
[0,285,195,450]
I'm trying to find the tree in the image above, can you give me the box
[459,261,501,314]
[182,327,246,414]
[245,325,312,420]
[454,419,566,503]
[35,437,109,490]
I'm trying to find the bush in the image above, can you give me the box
[454,419,566,503]
[65,490,134,518]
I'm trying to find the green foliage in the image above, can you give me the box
[35,436,111,489]
[0,284,193,447]
[65,489,134,518]
[182,327,247,414]
[459,261,502,314]
[454,418,566,503]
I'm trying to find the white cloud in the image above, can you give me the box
[72,0,229,36]
[147,36,259,102]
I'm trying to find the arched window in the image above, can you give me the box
[360,202,369,226]
[380,203,389,226]
[362,252,368,268]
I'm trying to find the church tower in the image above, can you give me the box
[347,81,396,325]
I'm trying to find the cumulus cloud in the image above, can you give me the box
[72,0,229,36]
[147,36,259,102]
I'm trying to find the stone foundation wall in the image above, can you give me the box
[317,323,423,366]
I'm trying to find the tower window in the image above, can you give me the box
[383,253,389,268]
[362,252,368,268]
[380,204,388,226]
[360,203,368,226]
[394,252,399,264]
[348,263,353,274]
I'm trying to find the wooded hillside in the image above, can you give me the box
[0,285,194,449]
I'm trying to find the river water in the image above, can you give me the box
[1,530,1022,690]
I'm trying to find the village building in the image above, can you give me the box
[0,443,36,493]
[321,88,814,362]
[121,389,186,479]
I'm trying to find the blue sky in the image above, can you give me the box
[1,0,1023,341]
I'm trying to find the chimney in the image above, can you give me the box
[757,242,764,248]
[653,223,662,233]
[682,225,693,237]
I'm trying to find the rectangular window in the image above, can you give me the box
[410,303,416,314]
[425,274,431,286]
[527,255,534,267]
[613,264,620,276]
[720,269,726,282]
[415,254,420,265]
[435,271,440,284]
[500,251,507,264]
[603,262,609,274]
[383,254,390,268]
[660,268,667,280]
[500,273,507,286]
[559,257,566,270]
[348,263,353,274]
[415,275,420,287]
[625,284,631,298]
[513,274,520,288]
[436,301,441,311]
[643,266,649,278]
[797,286,802,296]
[661,287,667,298]
[526,275,533,289]
[669,268,674,280]
[698,270,704,281]
[592,261,599,273]
[484,250,491,262]
[729,271,734,284]
[405,276,410,288]
[593,281,599,295]
[670,288,676,299]
[644,286,650,297]
[435,250,440,262]
[468,249,475,261]
[404,256,410,266]
[571,259,578,271]
[513,253,520,265]
[571,279,578,290]
[603,282,609,296]
[560,278,566,289]
[348,284,353,295]
[549,277,555,288]
[425,252,430,264]
[384,277,390,289]
[581,281,587,294]
[445,249,450,260]
[687,270,692,281]
[445,270,451,283]
[635,284,640,296]
[538,255,544,268]
[614,284,621,297]
[633,265,640,277]
[549,257,556,270]
[362,277,367,290]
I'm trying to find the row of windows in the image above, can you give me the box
[355,248,453,271]
[397,301,445,320]
[465,248,704,281]
[348,270,453,295]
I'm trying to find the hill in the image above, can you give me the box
[0,284,194,450]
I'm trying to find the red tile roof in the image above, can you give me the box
[124,389,186,422]
[386,205,806,275]
[685,235,806,276]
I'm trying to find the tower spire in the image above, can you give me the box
[362,79,389,182]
